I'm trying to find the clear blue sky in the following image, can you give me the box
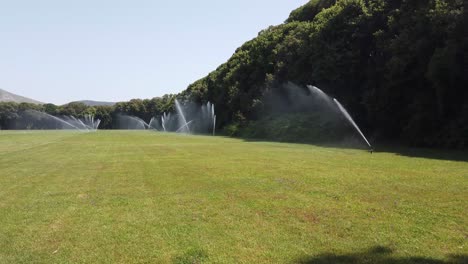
[0,0,307,104]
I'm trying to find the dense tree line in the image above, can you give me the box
[0,95,176,130]
[183,0,466,148]
[0,0,465,148]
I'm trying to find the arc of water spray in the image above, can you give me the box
[76,118,89,130]
[128,101,215,135]
[175,99,191,134]
[211,104,216,136]
[175,120,193,133]
[72,117,92,130]
[161,114,167,132]
[148,117,159,130]
[306,85,371,149]
[23,110,100,131]
[29,111,83,130]
[213,115,216,136]
[333,98,372,148]
[80,114,100,130]
[126,115,151,129]
[54,118,82,130]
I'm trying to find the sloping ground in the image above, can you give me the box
[0,88,43,104]
[0,131,466,263]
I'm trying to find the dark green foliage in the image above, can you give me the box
[43,103,58,115]
[94,105,113,129]
[286,0,337,22]
[184,0,466,148]
[239,113,351,144]
[58,102,88,117]
[0,102,20,129]
[112,94,176,124]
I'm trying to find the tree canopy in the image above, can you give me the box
[183,0,466,148]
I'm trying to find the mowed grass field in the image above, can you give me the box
[0,131,466,263]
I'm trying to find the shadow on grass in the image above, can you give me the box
[297,246,467,264]
[238,136,468,162]
[374,145,468,162]
[173,247,208,264]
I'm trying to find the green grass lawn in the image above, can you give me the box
[0,131,466,263]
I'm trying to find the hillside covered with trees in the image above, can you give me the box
[0,0,465,148]
[182,0,466,148]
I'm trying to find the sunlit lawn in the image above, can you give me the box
[0,131,466,263]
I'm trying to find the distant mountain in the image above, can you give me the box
[0,88,43,104]
[73,100,115,106]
